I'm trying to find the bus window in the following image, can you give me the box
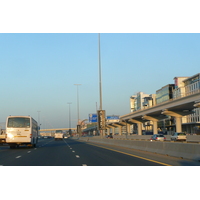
[7,117,30,128]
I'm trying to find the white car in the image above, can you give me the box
[171,132,186,141]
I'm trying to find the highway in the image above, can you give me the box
[0,137,200,166]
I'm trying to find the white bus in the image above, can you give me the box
[54,130,64,140]
[6,116,39,148]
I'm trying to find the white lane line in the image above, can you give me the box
[72,150,75,153]
[76,155,80,158]
[16,156,21,159]
[27,151,31,153]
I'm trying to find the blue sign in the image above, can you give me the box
[106,115,119,120]
[89,114,97,123]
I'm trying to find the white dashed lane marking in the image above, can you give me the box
[76,155,80,158]
[16,156,21,159]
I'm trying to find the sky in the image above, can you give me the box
[0,33,200,129]
[1,0,200,130]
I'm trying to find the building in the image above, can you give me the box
[143,94,156,108]
[181,73,200,134]
[130,92,155,134]
[129,73,200,135]
[173,76,189,99]
[130,92,153,112]
[184,73,200,96]
[156,84,175,104]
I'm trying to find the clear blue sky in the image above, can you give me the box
[0,33,200,129]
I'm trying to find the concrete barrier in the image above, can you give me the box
[112,135,200,142]
[79,136,200,161]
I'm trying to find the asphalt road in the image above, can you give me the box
[0,138,200,166]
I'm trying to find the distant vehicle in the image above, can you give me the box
[150,134,166,141]
[0,129,6,144]
[171,132,187,141]
[54,130,64,140]
[43,136,51,139]
[6,116,39,148]
[106,135,113,139]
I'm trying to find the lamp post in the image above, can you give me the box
[67,102,72,135]
[77,119,88,138]
[37,111,41,127]
[98,33,106,138]
[74,84,81,125]
[98,33,102,110]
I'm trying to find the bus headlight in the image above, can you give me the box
[7,133,14,139]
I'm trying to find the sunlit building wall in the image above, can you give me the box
[156,84,175,104]
[173,76,188,99]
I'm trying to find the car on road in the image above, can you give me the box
[171,132,187,141]
[150,134,166,141]
[106,135,113,138]
[43,136,52,139]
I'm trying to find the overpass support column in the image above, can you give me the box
[161,110,194,133]
[128,119,143,135]
[142,115,158,135]
[106,127,111,135]
[127,124,131,135]
[175,117,182,132]
[113,125,122,135]
[112,127,115,135]
[152,120,158,135]
[118,126,122,135]
[138,123,142,135]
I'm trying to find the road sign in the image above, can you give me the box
[106,115,120,123]
[89,114,97,123]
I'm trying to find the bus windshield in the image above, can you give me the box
[55,130,62,133]
[7,117,30,128]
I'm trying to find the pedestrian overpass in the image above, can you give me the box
[40,128,76,132]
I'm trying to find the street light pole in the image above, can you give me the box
[67,102,72,135]
[37,111,41,128]
[74,84,81,125]
[98,33,103,110]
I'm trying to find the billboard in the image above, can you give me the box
[97,110,106,130]
[89,114,97,123]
